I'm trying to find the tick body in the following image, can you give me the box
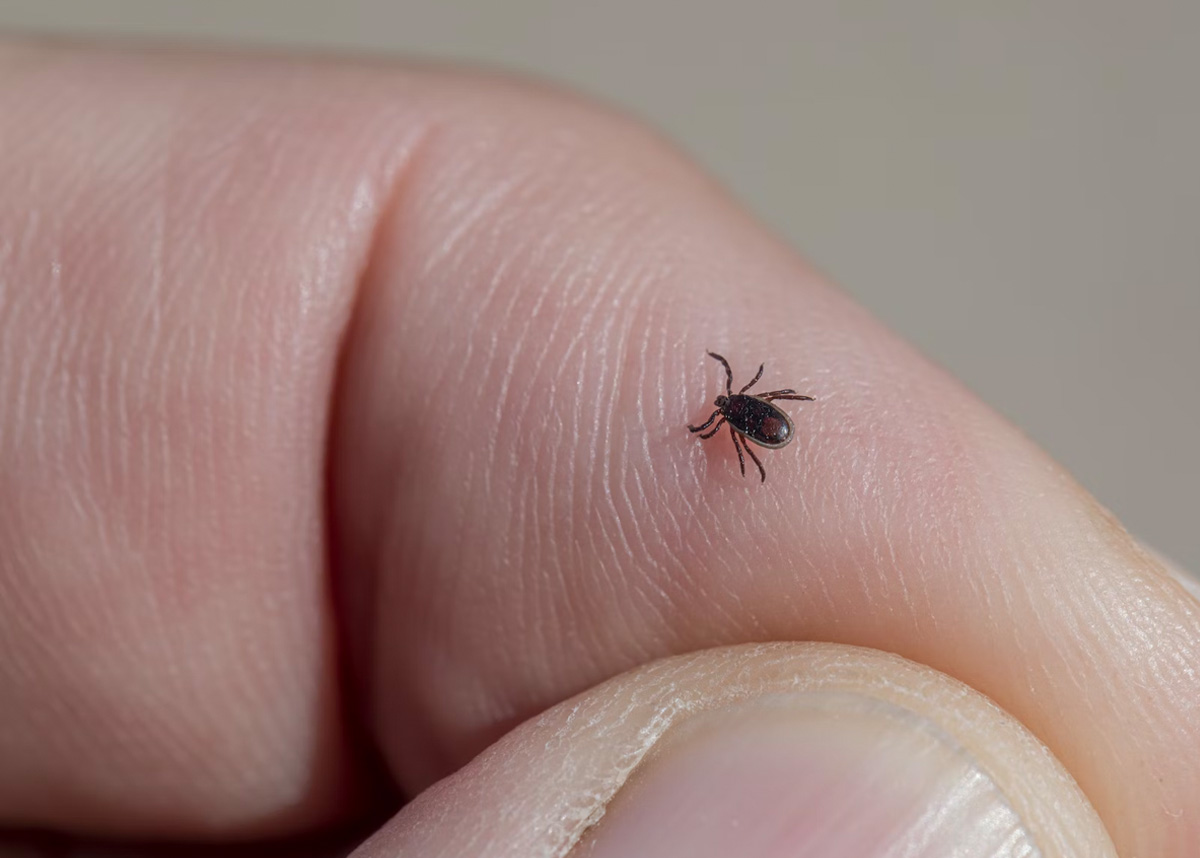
[687,352,814,482]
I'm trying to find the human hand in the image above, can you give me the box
[1,43,1196,857]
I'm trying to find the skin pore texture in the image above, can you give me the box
[0,42,1197,856]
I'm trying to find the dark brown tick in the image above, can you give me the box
[687,351,814,482]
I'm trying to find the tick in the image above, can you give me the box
[687,351,814,482]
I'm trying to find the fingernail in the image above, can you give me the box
[579,692,1034,858]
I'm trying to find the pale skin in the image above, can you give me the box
[0,43,1197,856]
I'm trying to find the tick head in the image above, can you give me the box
[714,394,729,409]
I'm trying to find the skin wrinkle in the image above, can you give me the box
[473,245,529,505]
[874,453,903,616]
[914,484,952,644]
[1052,575,1111,703]
[608,312,670,632]
[572,275,651,643]
[914,458,952,639]
[546,266,627,643]
[585,286,633,536]
[512,248,611,586]
[525,260,590,612]
[421,141,521,276]
[653,492,708,621]
[599,309,637,570]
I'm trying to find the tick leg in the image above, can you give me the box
[742,441,767,482]
[707,351,734,396]
[757,388,795,397]
[688,409,721,433]
[697,417,726,439]
[739,362,765,394]
[729,425,746,477]
[764,394,815,402]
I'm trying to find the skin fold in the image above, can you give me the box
[0,43,1196,856]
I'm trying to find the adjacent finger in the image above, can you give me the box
[0,43,427,835]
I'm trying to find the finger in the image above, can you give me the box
[326,69,1200,856]
[2,43,1196,855]
[356,644,1115,858]
[0,43,431,836]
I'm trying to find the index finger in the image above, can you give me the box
[328,67,1200,855]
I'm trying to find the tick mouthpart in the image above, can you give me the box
[714,394,729,408]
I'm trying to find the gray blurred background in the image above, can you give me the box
[4,1,1197,570]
